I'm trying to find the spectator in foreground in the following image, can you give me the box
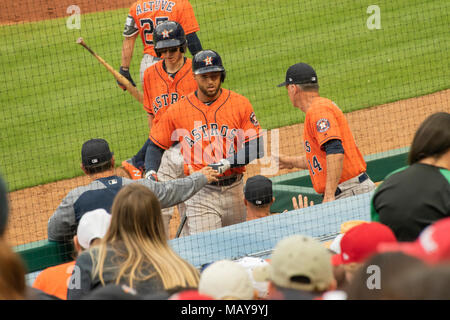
[0,173,26,299]
[377,217,450,265]
[0,237,26,300]
[384,264,450,299]
[331,222,397,284]
[235,256,271,299]
[48,138,219,243]
[198,259,256,300]
[0,173,8,238]
[253,235,336,300]
[67,183,200,300]
[371,112,450,241]
[323,220,367,290]
[344,251,426,300]
[0,173,63,300]
[33,209,111,300]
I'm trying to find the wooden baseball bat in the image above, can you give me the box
[76,37,143,104]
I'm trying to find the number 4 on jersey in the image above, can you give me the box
[308,156,322,175]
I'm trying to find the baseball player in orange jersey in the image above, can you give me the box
[117,0,202,88]
[276,63,376,203]
[145,50,265,235]
[121,21,198,235]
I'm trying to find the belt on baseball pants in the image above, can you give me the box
[209,174,243,187]
[334,172,369,197]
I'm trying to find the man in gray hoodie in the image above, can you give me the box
[47,138,218,242]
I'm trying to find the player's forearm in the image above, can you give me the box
[139,172,208,208]
[282,155,308,169]
[121,35,137,68]
[294,155,308,169]
[144,139,165,173]
[227,137,264,168]
[186,32,203,56]
[47,203,76,242]
[323,153,344,202]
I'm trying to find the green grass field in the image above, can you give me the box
[0,0,448,191]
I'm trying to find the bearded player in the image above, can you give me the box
[122,21,198,235]
[144,50,264,235]
[276,63,376,203]
[117,0,202,89]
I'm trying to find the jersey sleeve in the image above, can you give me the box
[123,5,139,37]
[239,98,262,143]
[142,69,153,115]
[309,105,342,148]
[177,0,200,35]
[149,107,177,150]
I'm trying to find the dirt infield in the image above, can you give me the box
[0,0,131,25]
[5,89,449,246]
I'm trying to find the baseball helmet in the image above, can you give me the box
[153,21,186,56]
[192,50,226,82]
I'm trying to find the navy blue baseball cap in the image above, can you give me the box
[81,139,114,168]
[244,175,273,206]
[277,63,318,87]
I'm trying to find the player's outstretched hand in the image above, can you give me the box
[272,154,294,170]
[282,194,314,213]
[292,194,314,210]
[208,159,231,174]
[117,66,136,91]
[198,166,220,183]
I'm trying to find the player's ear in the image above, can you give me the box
[80,164,88,175]
[286,84,294,94]
[73,235,83,253]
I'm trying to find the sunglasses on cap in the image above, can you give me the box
[157,47,180,54]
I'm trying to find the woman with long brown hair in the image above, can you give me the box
[67,183,199,299]
[0,238,27,300]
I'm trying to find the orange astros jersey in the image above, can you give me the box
[150,89,262,177]
[127,0,200,57]
[303,97,366,194]
[143,58,197,125]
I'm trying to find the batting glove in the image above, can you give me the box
[118,66,136,91]
[145,170,158,182]
[208,159,231,174]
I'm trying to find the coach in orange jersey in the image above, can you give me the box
[145,50,264,235]
[117,0,203,88]
[276,63,375,203]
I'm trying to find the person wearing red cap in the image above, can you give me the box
[331,222,397,283]
[377,217,450,265]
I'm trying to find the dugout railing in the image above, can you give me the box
[15,147,408,273]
